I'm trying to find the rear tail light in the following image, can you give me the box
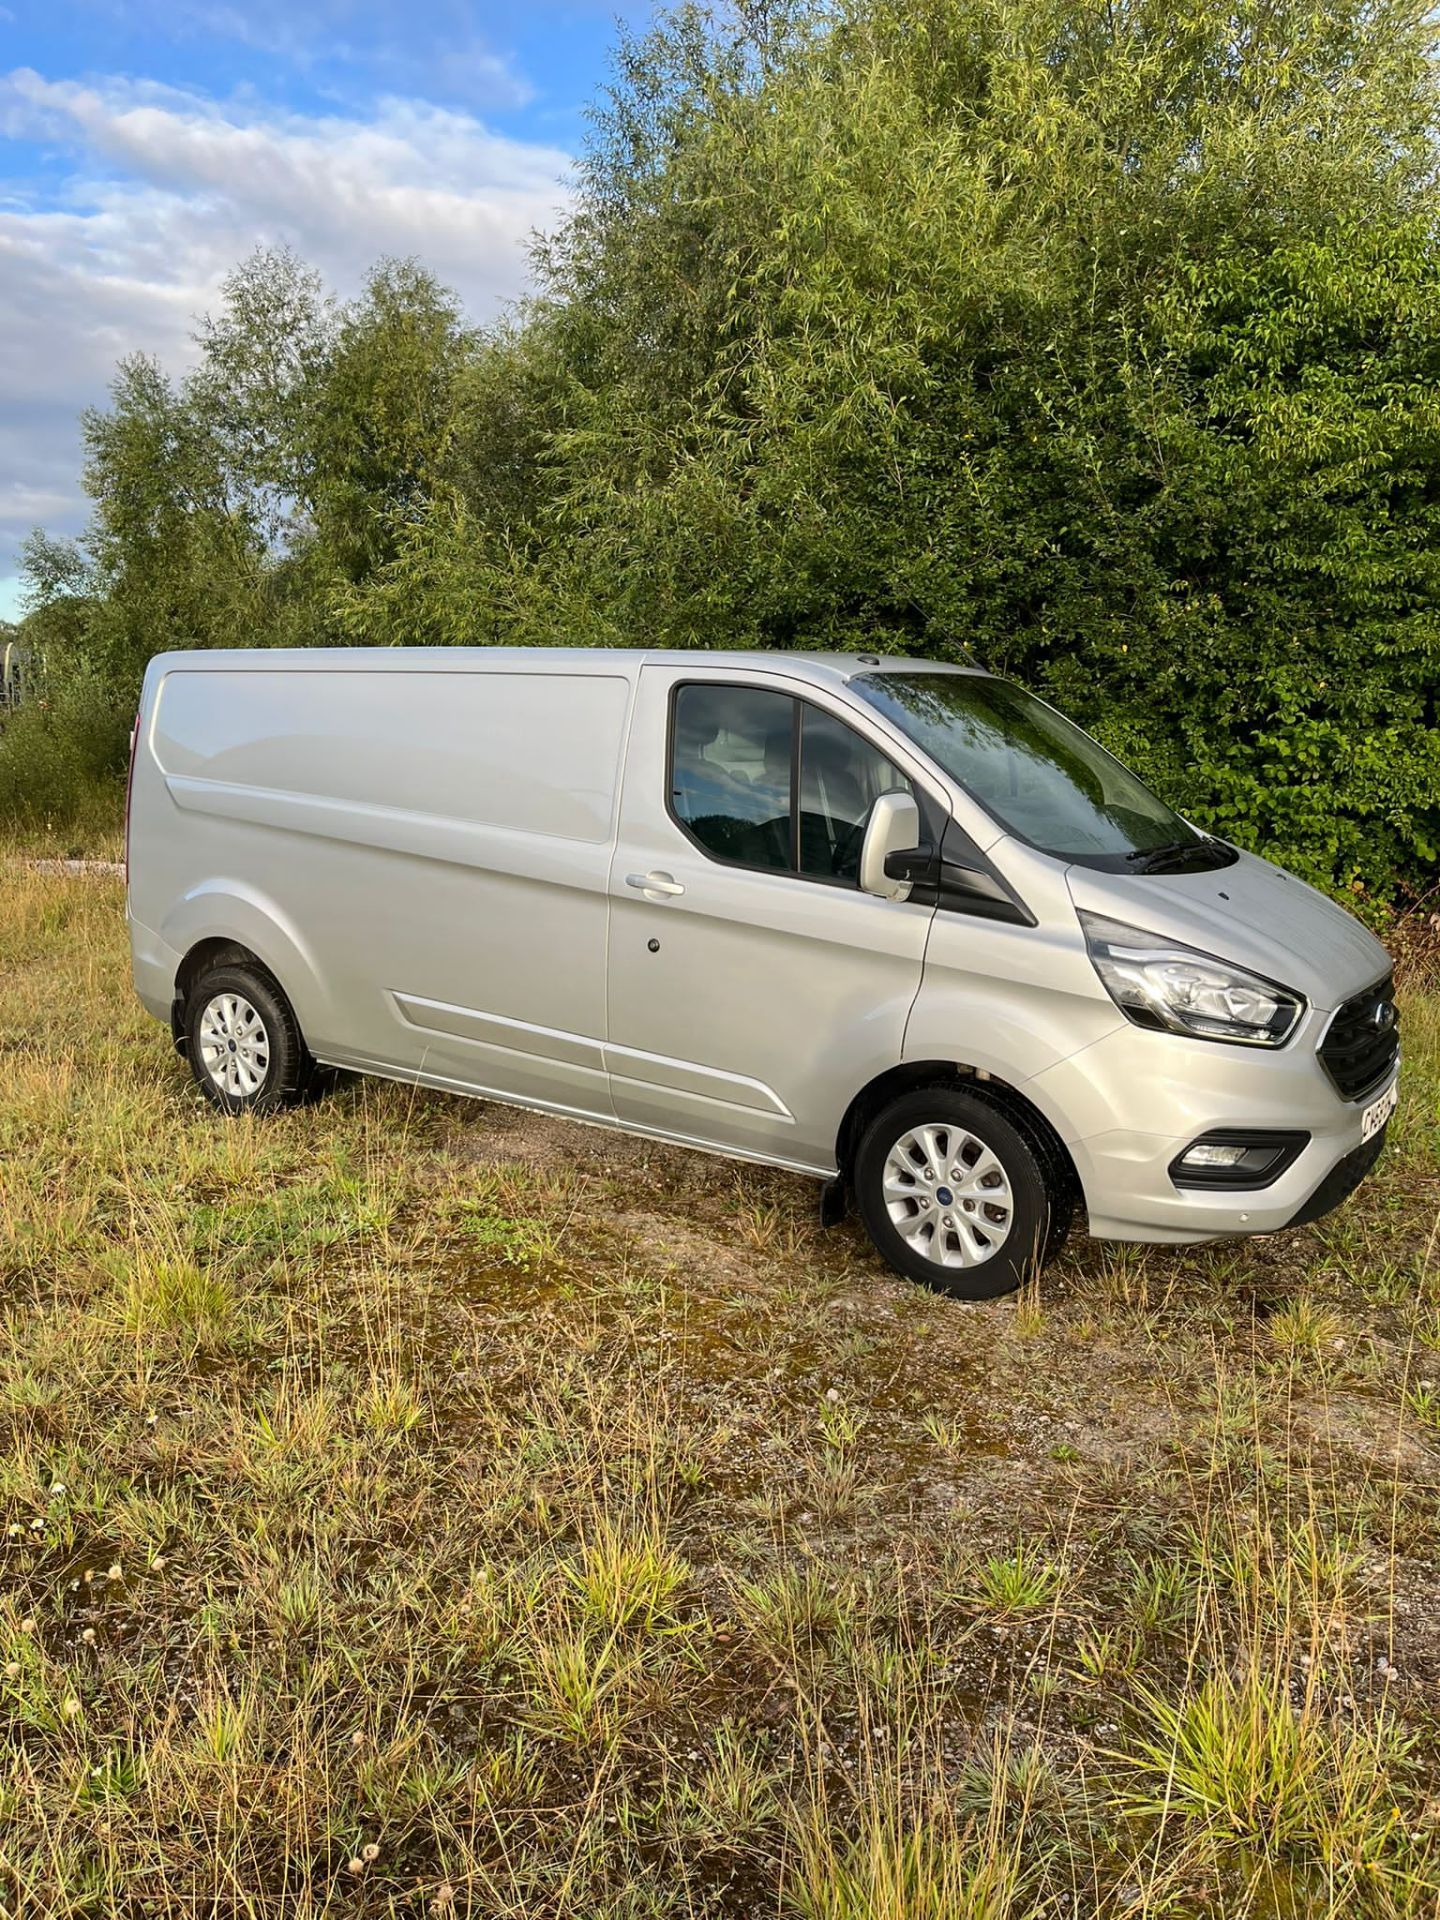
[124,709,139,887]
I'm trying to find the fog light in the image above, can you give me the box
[1180,1142,1248,1169]
[1169,1130,1310,1191]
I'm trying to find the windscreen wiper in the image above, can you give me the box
[1124,838,1219,875]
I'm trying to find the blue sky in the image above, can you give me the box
[0,0,644,619]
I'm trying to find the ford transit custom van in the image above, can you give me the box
[127,649,1399,1298]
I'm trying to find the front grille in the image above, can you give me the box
[1318,974,1399,1101]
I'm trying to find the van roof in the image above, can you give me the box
[145,647,990,687]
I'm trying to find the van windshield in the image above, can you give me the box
[852,673,1234,872]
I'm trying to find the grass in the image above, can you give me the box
[0,856,1438,1916]
[1119,1662,1412,1860]
[964,1541,1069,1616]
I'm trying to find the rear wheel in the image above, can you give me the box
[853,1086,1065,1299]
[185,961,316,1114]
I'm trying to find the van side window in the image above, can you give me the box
[799,706,913,883]
[671,685,795,871]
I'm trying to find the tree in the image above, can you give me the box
[13,0,1440,896]
[388,0,1437,894]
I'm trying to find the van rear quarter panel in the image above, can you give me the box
[132,662,632,1101]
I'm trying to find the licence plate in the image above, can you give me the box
[1361,1078,1398,1144]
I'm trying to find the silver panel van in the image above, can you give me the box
[127,648,1400,1298]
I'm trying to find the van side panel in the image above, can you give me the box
[151,669,623,842]
[134,665,631,1119]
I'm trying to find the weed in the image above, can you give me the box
[562,1519,689,1632]
[355,1370,427,1435]
[456,1203,559,1268]
[521,1624,639,1746]
[1268,1294,1347,1355]
[818,1397,865,1451]
[736,1565,846,1660]
[1117,1660,1424,1897]
[966,1543,1068,1617]
[920,1410,969,1451]
[121,1257,233,1341]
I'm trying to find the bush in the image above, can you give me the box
[0,667,129,830]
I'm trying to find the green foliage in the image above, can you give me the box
[10,0,1440,895]
[0,664,128,827]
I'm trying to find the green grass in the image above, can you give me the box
[0,858,1438,1916]
[964,1541,1069,1616]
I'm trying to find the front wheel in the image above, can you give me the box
[853,1087,1065,1299]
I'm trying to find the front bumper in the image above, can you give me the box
[1029,1015,1397,1245]
[1283,1127,1388,1230]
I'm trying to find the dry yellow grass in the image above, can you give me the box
[1,858,1438,1917]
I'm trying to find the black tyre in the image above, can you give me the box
[853,1086,1066,1299]
[184,961,317,1114]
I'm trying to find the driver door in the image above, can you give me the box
[604,665,936,1172]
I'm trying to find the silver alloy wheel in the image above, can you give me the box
[198,992,271,1100]
[881,1121,1014,1269]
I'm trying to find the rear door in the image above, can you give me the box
[604,664,936,1172]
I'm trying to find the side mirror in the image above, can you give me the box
[859,791,922,900]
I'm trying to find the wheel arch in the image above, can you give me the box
[162,882,329,1052]
[835,1061,1081,1210]
[170,938,268,1050]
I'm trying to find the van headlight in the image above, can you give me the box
[1080,913,1304,1046]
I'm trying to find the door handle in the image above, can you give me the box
[626,871,685,898]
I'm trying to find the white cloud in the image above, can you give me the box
[0,68,572,574]
[188,2,538,109]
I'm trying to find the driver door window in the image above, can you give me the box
[670,684,912,886]
[799,705,913,883]
[670,685,794,871]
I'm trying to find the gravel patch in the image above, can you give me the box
[13,857,123,876]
